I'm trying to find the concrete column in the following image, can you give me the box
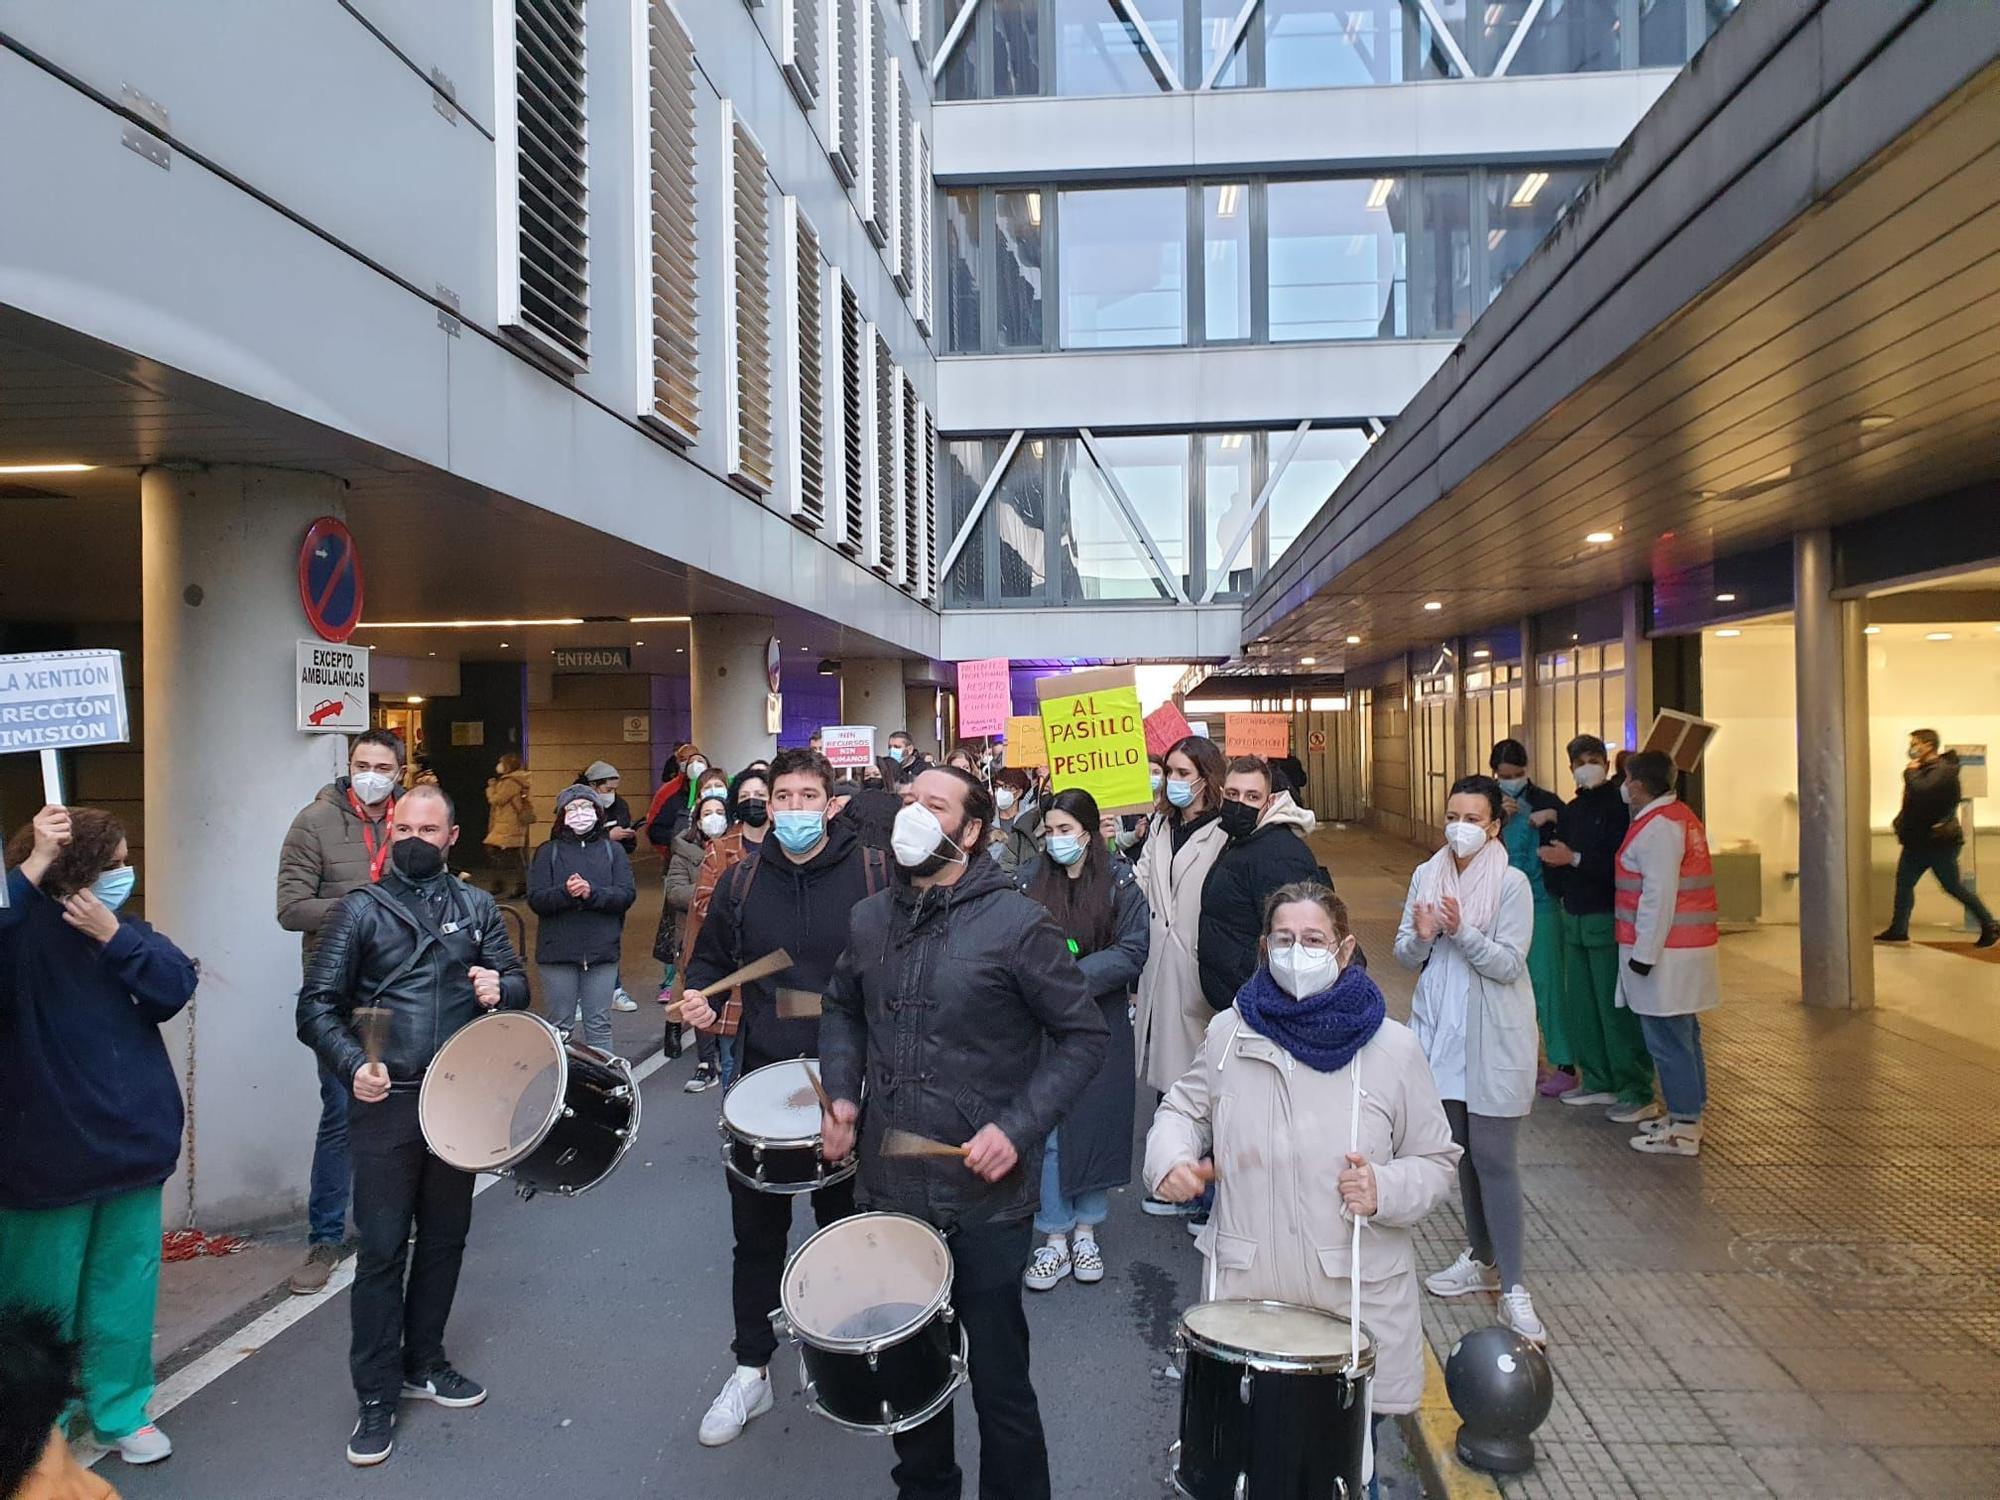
[1621,584,1654,754]
[690,614,777,774]
[841,657,907,734]
[142,465,351,1229]
[1794,529,1875,1010]
[905,684,941,755]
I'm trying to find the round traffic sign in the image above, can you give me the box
[298,516,365,643]
[766,636,782,695]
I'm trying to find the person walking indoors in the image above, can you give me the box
[1148,883,1458,1500]
[1,805,199,1469]
[1615,752,1722,1156]
[1489,739,1572,1097]
[1877,728,1998,948]
[481,754,533,900]
[1196,755,1323,1011]
[819,767,1107,1500]
[526,786,637,1060]
[275,727,404,1296]
[658,788,726,1081]
[877,728,930,784]
[1538,734,1654,1121]
[1017,789,1150,1292]
[580,762,641,1011]
[641,751,695,858]
[988,767,1043,875]
[1398,775,1546,1345]
[669,766,771,1089]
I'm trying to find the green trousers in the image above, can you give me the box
[1529,899,1570,1069]
[1558,910,1654,1105]
[0,1185,162,1441]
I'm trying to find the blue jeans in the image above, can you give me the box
[1033,1130,1108,1235]
[1890,844,1994,933]
[309,1061,352,1246]
[718,1034,739,1089]
[1639,1013,1708,1121]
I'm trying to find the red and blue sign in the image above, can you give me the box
[298,516,364,643]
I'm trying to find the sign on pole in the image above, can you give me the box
[1035,667,1152,815]
[297,640,371,734]
[1143,701,1193,757]
[0,649,130,805]
[1226,713,1291,759]
[956,657,1012,738]
[297,516,365,643]
[821,725,876,771]
[1004,715,1047,768]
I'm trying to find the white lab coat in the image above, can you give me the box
[1615,794,1722,1019]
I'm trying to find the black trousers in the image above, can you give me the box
[728,1170,857,1366]
[347,1087,475,1404]
[890,1217,1049,1500]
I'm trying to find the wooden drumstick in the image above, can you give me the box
[774,986,824,1020]
[801,1060,834,1117]
[352,1006,392,1070]
[881,1128,968,1160]
[702,948,795,997]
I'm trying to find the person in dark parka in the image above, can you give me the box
[1016,789,1150,1292]
[1197,756,1323,1011]
[527,784,637,1056]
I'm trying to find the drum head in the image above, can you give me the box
[782,1213,953,1348]
[721,1059,823,1144]
[1183,1300,1372,1364]
[419,1012,566,1171]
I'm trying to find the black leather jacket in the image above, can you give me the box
[821,854,1108,1231]
[296,868,529,1085]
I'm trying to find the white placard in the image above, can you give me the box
[821,724,876,770]
[297,640,370,733]
[622,714,649,743]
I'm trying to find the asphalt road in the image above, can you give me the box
[108,1049,1422,1499]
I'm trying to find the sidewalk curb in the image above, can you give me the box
[1397,1342,1503,1500]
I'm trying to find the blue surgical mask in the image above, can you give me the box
[1047,833,1086,867]
[772,809,826,855]
[1496,776,1528,797]
[1165,777,1196,809]
[92,865,137,913]
[887,745,906,764]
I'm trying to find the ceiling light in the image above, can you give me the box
[499,641,510,648]
[1715,592,1737,603]
[1220,434,1245,450]
[1366,178,1395,211]
[427,651,437,657]
[1299,656,1317,666]
[1214,183,1241,218]
[357,617,587,629]
[1346,635,1361,645]
[676,646,685,653]
[406,695,424,705]
[1863,626,1881,635]
[1751,464,1793,486]
[634,640,645,646]
[1472,648,1491,659]
[1585,530,1614,544]
[0,462,96,475]
[1026,192,1042,227]
[1422,601,1442,611]
[1715,629,1741,638]
[1510,171,1549,208]
[1857,414,1894,430]
[1925,631,1954,641]
[629,615,693,624]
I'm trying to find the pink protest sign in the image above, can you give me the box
[957,657,1012,737]
[1143,701,1193,757]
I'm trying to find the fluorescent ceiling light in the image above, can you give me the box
[1472,648,1490,659]
[1220,434,1245,450]
[1863,626,1881,635]
[1715,592,1737,603]
[1299,656,1317,666]
[358,617,588,629]
[406,696,424,705]
[1026,192,1042,226]
[1346,635,1361,645]
[1366,178,1395,211]
[629,615,692,624]
[1214,183,1241,218]
[1715,629,1741,638]
[1925,631,1954,641]
[0,462,97,475]
[1857,414,1894,430]
[1510,171,1549,208]
[1585,530,1614,544]
[1422,600,1443,611]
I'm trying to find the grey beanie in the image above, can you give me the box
[583,760,620,783]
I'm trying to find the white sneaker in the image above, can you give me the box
[1024,1240,1071,1291]
[1071,1235,1104,1285]
[612,988,638,1012]
[1607,1100,1663,1125]
[1632,1120,1703,1156]
[1425,1249,1500,1298]
[1633,1114,1673,1136]
[1500,1286,1547,1346]
[1559,1087,1617,1107]
[114,1424,172,1465]
[698,1366,774,1446]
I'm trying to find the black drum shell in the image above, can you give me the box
[725,1135,852,1191]
[1176,1343,1370,1499]
[510,1046,635,1195]
[802,1309,959,1431]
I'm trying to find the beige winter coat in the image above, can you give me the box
[484,769,534,848]
[1145,1010,1460,1413]
[1133,812,1229,1094]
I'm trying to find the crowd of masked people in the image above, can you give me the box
[1,711,1742,1495]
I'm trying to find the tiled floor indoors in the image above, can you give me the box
[1311,823,2000,1500]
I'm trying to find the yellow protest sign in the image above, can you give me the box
[1005,715,1047,767]
[1035,667,1153,814]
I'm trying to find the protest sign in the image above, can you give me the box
[821,725,876,771]
[1004,715,1047,767]
[1143,700,1193,757]
[1226,713,1291,758]
[1035,667,1152,815]
[956,657,1012,737]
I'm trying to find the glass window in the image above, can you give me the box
[943,189,981,354]
[1203,183,1251,342]
[1485,166,1592,303]
[1604,639,1625,670]
[942,439,992,606]
[1418,173,1472,337]
[1504,0,1623,76]
[1264,1,1413,89]
[1267,176,1407,342]
[1200,0,1251,86]
[1265,426,1370,562]
[992,0,1042,97]
[1058,441,1174,602]
[1602,672,1626,753]
[1058,186,1187,348]
[1203,432,1257,597]
[1578,644,1601,673]
[1638,0,1692,67]
[934,0,978,97]
[995,438,1050,602]
[995,190,1045,348]
[1052,0,1170,95]
[1092,432,1191,596]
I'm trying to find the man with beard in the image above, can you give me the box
[820,767,1107,1500]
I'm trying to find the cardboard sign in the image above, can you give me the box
[1143,701,1193,757]
[297,641,371,733]
[957,657,1012,737]
[0,649,130,753]
[1035,667,1152,815]
[1641,709,1720,774]
[1004,715,1047,768]
[821,725,876,770]
[1226,713,1291,759]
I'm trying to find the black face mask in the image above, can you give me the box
[391,836,446,881]
[737,798,769,829]
[1219,800,1259,840]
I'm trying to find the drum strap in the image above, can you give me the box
[353,884,458,1012]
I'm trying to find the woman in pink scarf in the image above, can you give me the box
[1394,774,1545,1345]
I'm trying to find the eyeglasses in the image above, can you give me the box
[1267,935,1333,953]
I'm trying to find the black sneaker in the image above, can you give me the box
[683,1064,719,1094]
[346,1402,395,1466]
[401,1364,487,1408]
[1873,928,1909,944]
[1979,924,2000,950]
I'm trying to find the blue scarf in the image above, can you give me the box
[1234,962,1386,1074]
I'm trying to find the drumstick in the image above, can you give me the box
[774,986,824,1020]
[704,948,794,996]
[880,1128,968,1160]
[801,1060,834,1117]
[352,1007,391,1070]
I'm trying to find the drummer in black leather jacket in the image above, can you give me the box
[821,766,1106,1500]
[294,785,528,1469]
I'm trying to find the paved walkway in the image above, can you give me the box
[1313,823,2000,1500]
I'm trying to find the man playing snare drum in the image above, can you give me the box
[820,767,1107,1500]
[679,748,887,1447]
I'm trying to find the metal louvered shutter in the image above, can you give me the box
[641,0,699,441]
[781,0,819,108]
[920,403,937,600]
[838,278,865,555]
[865,21,891,248]
[723,103,774,493]
[900,371,920,592]
[785,200,826,530]
[872,329,896,576]
[895,81,915,297]
[915,130,934,337]
[829,0,859,186]
[501,0,590,369]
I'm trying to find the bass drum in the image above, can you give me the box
[1172,1300,1374,1500]
[419,1011,639,1197]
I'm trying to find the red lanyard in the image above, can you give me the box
[347,787,396,882]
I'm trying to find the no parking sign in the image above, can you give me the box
[298,516,365,643]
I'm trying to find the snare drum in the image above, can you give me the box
[778,1212,968,1435]
[718,1059,857,1194]
[419,1011,639,1198]
[1171,1300,1375,1500]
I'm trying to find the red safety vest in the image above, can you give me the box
[1613,798,1718,949]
